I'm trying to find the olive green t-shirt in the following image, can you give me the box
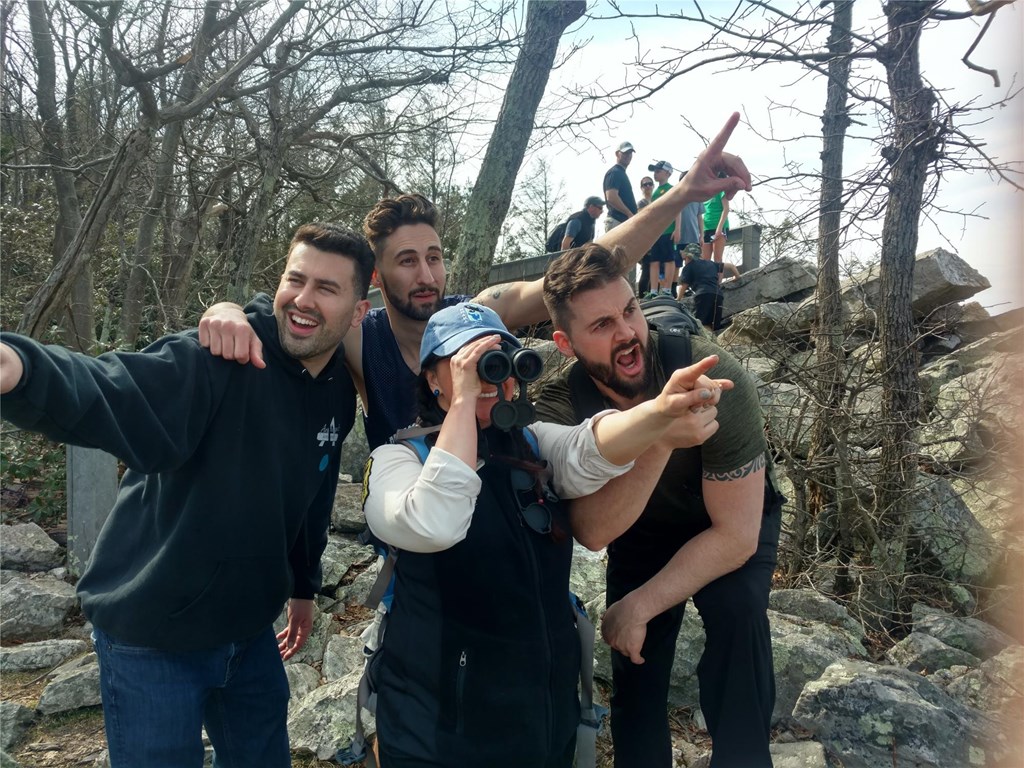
[533,332,772,528]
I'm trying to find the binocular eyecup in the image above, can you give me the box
[477,343,544,385]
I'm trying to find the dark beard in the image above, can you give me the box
[575,336,656,400]
[381,278,440,322]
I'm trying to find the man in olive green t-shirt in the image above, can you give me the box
[537,243,781,768]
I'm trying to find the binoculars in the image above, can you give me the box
[477,342,544,432]
[477,342,544,385]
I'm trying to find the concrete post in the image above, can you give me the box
[66,446,118,577]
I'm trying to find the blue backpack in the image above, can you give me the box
[336,426,605,767]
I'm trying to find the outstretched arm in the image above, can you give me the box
[1,333,223,473]
[479,112,751,331]
[599,113,750,268]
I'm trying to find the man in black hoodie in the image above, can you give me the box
[0,223,374,768]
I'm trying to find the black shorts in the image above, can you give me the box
[643,234,675,266]
[703,229,729,244]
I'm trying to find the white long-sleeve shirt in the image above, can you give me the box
[363,413,631,553]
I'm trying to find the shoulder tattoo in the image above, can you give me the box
[702,453,765,482]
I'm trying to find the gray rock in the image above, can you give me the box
[37,653,102,715]
[937,645,1024,720]
[333,564,379,607]
[769,739,829,768]
[285,662,321,702]
[0,574,78,642]
[0,751,20,768]
[793,659,1000,768]
[568,545,606,606]
[718,302,803,347]
[943,328,1024,373]
[331,483,366,534]
[322,634,365,682]
[319,535,376,594]
[769,610,867,725]
[0,523,64,572]
[906,473,996,584]
[339,421,369,484]
[0,701,35,751]
[885,631,981,673]
[758,381,816,457]
[287,673,364,760]
[0,639,88,673]
[912,604,1016,660]
[721,257,818,321]
[740,356,779,383]
[769,588,866,642]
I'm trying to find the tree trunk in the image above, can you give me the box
[802,1,855,595]
[18,127,154,339]
[162,165,234,326]
[872,0,937,627]
[449,0,585,295]
[118,121,184,347]
[28,0,94,351]
[227,140,285,304]
[119,3,221,346]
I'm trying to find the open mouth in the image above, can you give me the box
[288,311,319,334]
[478,390,498,399]
[614,343,643,376]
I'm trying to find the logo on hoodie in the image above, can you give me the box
[317,418,340,447]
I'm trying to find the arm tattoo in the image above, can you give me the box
[489,283,512,300]
[702,453,765,482]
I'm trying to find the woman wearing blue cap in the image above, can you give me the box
[361,302,728,768]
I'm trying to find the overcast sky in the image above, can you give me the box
[508,1,1024,312]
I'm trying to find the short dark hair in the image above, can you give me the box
[363,194,438,258]
[290,223,375,299]
[543,243,632,330]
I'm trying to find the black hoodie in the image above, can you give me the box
[0,309,355,650]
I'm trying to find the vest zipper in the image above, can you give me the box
[455,649,467,734]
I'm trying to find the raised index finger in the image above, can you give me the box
[706,111,741,158]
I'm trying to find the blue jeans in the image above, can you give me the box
[92,625,290,768]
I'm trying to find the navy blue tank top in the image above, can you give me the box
[361,295,469,450]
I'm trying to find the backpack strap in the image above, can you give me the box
[654,323,693,373]
[572,594,607,768]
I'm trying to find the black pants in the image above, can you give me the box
[693,292,724,330]
[606,505,781,768]
[378,732,574,768]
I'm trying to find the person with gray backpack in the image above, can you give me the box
[537,243,783,768]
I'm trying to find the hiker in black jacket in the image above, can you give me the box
[0,224,374,768]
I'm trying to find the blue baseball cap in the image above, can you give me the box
[419,302,520,367]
